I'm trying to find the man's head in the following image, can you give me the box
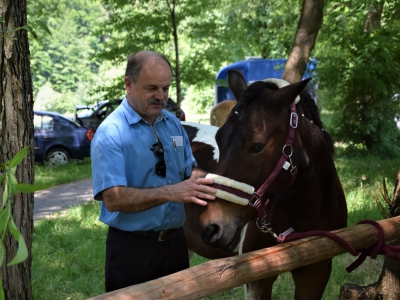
[124,51,173,124]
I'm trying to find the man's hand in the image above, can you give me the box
[171,176,216,206]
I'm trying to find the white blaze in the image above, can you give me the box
[182,121,220,161]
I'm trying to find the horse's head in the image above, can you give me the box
[199,70,311,251]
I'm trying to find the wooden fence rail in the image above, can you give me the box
[88,216,400,300]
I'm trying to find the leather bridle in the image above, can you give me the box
[250,102,298,236]
[208,102,299,238]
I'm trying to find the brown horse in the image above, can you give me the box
[196,71,348,299]
[210,100,237,127]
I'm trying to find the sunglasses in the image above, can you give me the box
[150,141,166,177]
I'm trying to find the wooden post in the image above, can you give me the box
[88,216,400,300]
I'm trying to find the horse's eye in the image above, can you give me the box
[249,143,265,154]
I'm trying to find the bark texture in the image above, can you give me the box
[0,0,35,299]
[282,0,324,83]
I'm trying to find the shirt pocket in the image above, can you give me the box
[170,136,185,179]
[171,136,183,151]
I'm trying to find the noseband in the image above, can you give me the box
[207,102,299,238]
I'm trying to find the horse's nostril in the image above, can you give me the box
[202,223,221,244]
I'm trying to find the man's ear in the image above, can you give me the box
[124,76,132,93]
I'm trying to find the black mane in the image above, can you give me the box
[297,90,323,129]
[234,81,279,113]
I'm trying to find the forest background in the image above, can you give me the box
[0,0,398,298]
[29,0,400,157]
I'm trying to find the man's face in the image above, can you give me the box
[125,57,172,124]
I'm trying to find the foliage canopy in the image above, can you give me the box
[316,0,400,156]
[27,0,400,156]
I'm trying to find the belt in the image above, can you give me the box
[132,228,180,241]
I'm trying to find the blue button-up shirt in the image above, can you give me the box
[91,97,196,231]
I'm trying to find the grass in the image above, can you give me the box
[34,158,92,188]
[31,148,400,299]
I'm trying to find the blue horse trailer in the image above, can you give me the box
[214,57,317,105]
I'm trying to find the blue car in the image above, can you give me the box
[34,110,94,166]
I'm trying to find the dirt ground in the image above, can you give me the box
[34,178,94,220]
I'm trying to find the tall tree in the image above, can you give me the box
[217,0,299,60]
[316,0,400,156]
[95,0,222,107]
[282,0,324,83]
[29,0,107,113]
[0,0,35,298]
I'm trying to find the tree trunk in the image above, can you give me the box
[282,0,324,83]
[359,1,384,150]
[364,2,384,33]
[167,0,182,114]
[0,0,34,299]
[339,168,400,300]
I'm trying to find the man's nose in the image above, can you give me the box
[154,88,165,100]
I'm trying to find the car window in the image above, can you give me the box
[34,115,54,131]
[55,118,73,132]
[76,108,94,118]
[97,102,120,117]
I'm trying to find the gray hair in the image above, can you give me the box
[125,51,173,83]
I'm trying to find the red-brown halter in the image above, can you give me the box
[249,102,298,237]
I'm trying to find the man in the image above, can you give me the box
[91,50,216,292]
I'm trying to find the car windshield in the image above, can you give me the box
[76,102,105,117]
[76,108,95,118]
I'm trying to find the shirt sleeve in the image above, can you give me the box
[91,124,128,200]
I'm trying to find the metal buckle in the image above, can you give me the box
[290,112,298,128]
[256,217,278,238]
[158,231,166,241]
[249,193,261,208]
[282,145,293,157]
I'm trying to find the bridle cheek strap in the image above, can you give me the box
[249,102,298,237]
[252,102,298,201]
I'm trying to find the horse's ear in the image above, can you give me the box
[273,77,312,105]
[227,70,247,101]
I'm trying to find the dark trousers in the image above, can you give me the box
[105,226,189,292]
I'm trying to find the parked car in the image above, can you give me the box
[74,98,185,131]
[34,110,94,166]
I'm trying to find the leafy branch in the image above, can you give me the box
[0,12,52,39]
[0,147,48,298]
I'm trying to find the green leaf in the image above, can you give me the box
[0,244,4,268]
[2,182,9,207]
[10,147,28,168]
[29,30,38,40]
[34,20,52,37]
[21,24,33,32]
[0,278,4,300]
[14,183,49,193]
[10,166,16,175]
[0,208,9,235]
[7,219,28,266]
[0,18,4,23]
[7,173,18,195]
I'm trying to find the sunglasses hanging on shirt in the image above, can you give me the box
[150,127,167,177]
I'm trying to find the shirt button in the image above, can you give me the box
[168,180,171,184]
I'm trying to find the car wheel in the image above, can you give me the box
[47,148,70,166]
